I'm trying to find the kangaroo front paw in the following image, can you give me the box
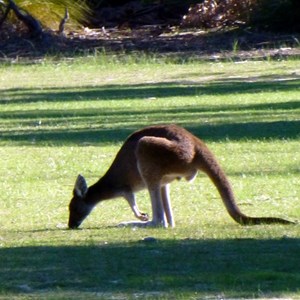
[139,213,149,221]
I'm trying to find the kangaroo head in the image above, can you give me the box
[68,175,93,229]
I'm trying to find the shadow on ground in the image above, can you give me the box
[1,74,299,105]
[1,75,299,145]
[0,237,299,297]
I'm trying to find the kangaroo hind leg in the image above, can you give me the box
[136,136,184,228]
[148,185,168,227]
[161,184,175,227]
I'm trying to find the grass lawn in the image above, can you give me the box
[0,56,299,299]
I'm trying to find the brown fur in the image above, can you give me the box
[68,124,294,228]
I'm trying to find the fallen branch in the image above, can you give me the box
[0,1,11,28]
[7,0,43,36]
[58,7,69,35]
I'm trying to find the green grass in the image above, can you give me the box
[0,56,300,299]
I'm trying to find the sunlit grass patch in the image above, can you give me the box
[0,57,299,299]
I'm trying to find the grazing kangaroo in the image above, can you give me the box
[68,124,293,229]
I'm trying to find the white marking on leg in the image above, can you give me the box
[161,184,175,228]
[149,186,167,227]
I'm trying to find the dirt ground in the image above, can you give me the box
[1,25,300,61]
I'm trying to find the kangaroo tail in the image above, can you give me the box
[194,143,294,225]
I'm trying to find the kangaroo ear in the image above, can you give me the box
[74,174,88,198]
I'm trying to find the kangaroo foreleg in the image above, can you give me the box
[124,192,149,221]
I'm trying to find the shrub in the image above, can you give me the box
[181,0,256,29]
[1,0,90,31]
[181,0,300,32]
[249,0,300,32]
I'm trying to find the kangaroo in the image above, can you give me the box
[68,124,294,229]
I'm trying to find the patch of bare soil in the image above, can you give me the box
[0,25,300,61]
